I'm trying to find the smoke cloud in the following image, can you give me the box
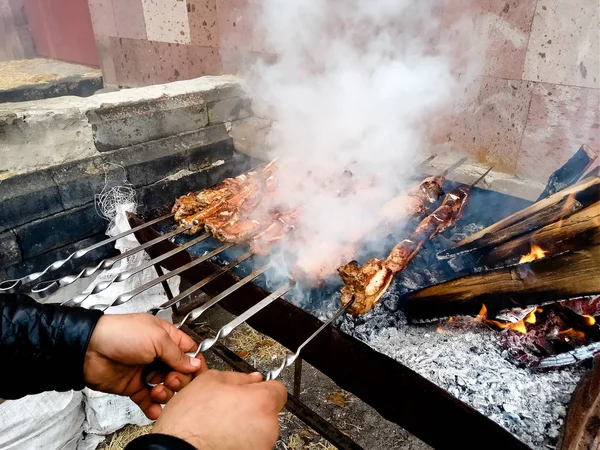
[239,0,460,288]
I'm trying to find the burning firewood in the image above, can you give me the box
[338,168,492,316]
[403,244,600,322]
[481,201,600,267]
[437,175,600,261]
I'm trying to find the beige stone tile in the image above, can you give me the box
[449,76,534,174]
[95,34,117,85]
[440,0,537,79]
[142,0,191,44]
[88,0,117,36]
[516,83,599,183]
[113,0,147,40]
[523,0,599,88]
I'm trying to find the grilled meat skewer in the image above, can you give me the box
[339,168,491,316]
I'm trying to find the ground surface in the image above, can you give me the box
[98,305,431,450]
[0,58,100,90]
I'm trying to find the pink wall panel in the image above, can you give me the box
[23,0,99,66]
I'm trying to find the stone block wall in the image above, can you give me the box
[0,76,253,280]
[86,0,599,186]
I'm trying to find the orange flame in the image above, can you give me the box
[519,244,547,264]
[475,304,528,334]
[524,309,537,324]
[582,315,596,326]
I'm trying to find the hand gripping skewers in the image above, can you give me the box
[338,168,493,316]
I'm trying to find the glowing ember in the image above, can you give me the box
[582,315,596,326]
[556,328,586,340]
[519,244,547,264]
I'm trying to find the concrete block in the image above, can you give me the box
[207,96,252,124]
[87,93,209,152]
[5,233,118,280]
[137,155,252,213]
[228,116,273,160]
[0,100,97,173]
[51,157,122,210]
[0,170,64,233]
[16,204,107,260]
[0,231,21,269]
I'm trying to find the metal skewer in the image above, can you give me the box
[440,156,468,178]
[91,242,237,311]
[63,232,210,307]
[0,212,175,294]
[187,282,294,358]
[172,262,273,328]
[29,225,195,299]
[265,298,355,381]
[149,250,255,314]
[470,167,493,187]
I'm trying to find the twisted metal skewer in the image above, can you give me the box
[92,242,236,311]
[149,251,255,315]
[172,262,273,328]
[63,232,210,307]
[26,225,191,300]
[187,282,294,358]
[265,298,355,381]
[0,212,174,294]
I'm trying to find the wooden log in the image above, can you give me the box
[438,176,600,260]
[403,245,600,322]
[480,202,600,266]
[557,354,600,450]
[537,144,598,201]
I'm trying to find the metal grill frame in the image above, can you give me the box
[128,212,531,450]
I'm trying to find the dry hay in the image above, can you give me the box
[225,322,289,362]
[99,424,152,450]
[285,432,339,450]
[0,58,100,90]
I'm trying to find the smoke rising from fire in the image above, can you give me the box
[242,0,459,287]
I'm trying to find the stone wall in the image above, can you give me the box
[0,75,253,280]
[85,0,599,186]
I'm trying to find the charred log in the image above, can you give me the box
[537,144,598,201]
[557,354,600,450]
[480,202,600,267]
[403,245,600,322]
[438,176,600,260]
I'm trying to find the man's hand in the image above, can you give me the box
[84,314,206,420]
[153,370,287,450]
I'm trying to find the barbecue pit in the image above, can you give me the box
[1,150,599,450]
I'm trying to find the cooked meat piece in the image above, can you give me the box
[172,193,203,222]
[204,207,239,236]
[338,183,473,316]
[213,218,263,243]
[338,259,394,316]
[249,210,298,255]
[418,175,445,203]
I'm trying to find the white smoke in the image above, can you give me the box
[236,0,460,283]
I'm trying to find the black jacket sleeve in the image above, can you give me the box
[126,434,197,450]
[0,292,103,399]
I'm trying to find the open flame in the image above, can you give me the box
[556,328,586,341]
[518,244,547,264]
[476,304,529,334]
[583,315,597,326]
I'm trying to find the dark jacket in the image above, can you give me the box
[0,293,195,450]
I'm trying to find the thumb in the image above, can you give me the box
[155,331,203,373]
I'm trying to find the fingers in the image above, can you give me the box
[155,329,203,374]
[158,319,199,353]
[255,380,288,412]
[217,370,264,385]
[164,371,194,391]
[130,388,163,420]
[151,384,175,404]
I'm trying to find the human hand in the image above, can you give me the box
[153,370,287,450]
[84,313,206,419]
